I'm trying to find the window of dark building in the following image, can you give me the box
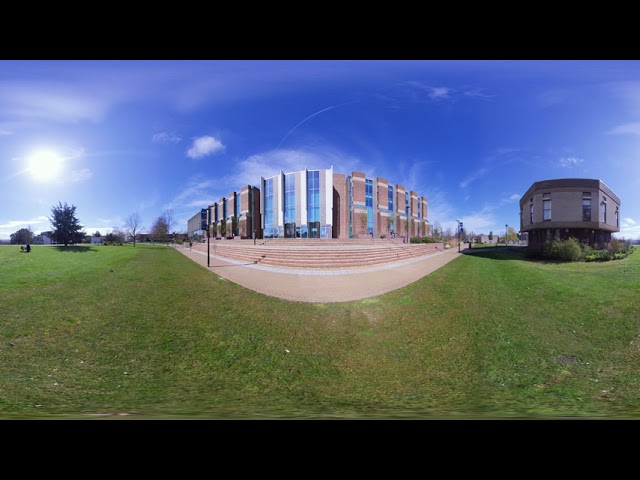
[582,192,591,221]
[543,193,551,221]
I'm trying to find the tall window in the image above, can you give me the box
[365,179,373,234]
[264,178,274,237]
[529,200,533,224]
[582,192,591,221]
[405,192,409,216]
[284,173,296,224]
[235,193,240,218]
[601,197,607,223]
[307,170,320,223]
[348,177,353,238]
[388,186,394,233]
[543,193,551,221]
[616,207,619,228]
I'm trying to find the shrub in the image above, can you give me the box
[410,236,439,244]
[542,238,583,262]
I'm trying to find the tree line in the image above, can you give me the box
[9,203,181,247]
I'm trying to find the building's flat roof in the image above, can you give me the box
[520,178,620,205]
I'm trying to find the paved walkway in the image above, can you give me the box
[174,244,463,303]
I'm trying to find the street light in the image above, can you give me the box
[456,219,463,252]
[505,224,508,246]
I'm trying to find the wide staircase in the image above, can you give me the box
[188,238,442,269]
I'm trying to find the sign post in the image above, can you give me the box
[201,208,210,267]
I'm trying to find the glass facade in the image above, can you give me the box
[365,179,373,234]
[284,173,296,238]
[405,192,409,216]
[264,178,274,237]
[234,193,240,235]
[284,173,296,224]
[388,185,394,234]
[307,170,320,238]
[348,177,353,238]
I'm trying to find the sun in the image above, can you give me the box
[27,150,64,182]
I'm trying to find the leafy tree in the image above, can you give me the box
[507,226,518,243]
[124,212,143,247]
[10,227,33,245]
[488,231,493,242]
[50,202,85,246]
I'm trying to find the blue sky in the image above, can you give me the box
[1,60,639,240]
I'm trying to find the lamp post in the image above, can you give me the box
[456,219,463,252]
[505,224,508,246]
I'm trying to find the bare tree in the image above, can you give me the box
[161,209,174,244]
[151,215,169,244]
[124,212,143,247]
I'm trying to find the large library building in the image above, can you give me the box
[188,166,430,240]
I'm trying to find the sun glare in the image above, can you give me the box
[27,150,64,182]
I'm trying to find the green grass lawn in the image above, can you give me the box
[1,243,639,419]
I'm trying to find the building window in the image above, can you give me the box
[284,173,296,224]
[366,179,373,235]
[348,177,353,238]
[616,207,619,228]
[529,200,533,224]
[388,186,394,234]
[264,178,274,237]
[306,170,320,223]
[601,198,607,223]
[307,170,320,238]
[582,192,591,221]
[543,193,551,221]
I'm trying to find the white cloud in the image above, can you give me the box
[403,81,494,104]
[0,81,111,123]
[0,129,12,135]
[617,223,640,240]
[0,216,49,230]
[0,216,50,239]
[460,167,488,188]
[558,156,584,168]
[624,217,636,225]
[186,135,225,159]
[224,147,367,190]
[164,177,216,211]
[70,168,92,183]
[428,87,452,100]
[508,194,520,201]
[152,131,182,144]
[606,122,640,136]
[184,199,215,209]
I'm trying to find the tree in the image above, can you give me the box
[431,221,442,240]
[151,214,169,244]
[507,226,518,244]
[93,231,101,237]
[50,202,85,246]
[124,212,143,247]
[105,228,125,245]
[10,227,33,245]
[488,231,494,243]
[162,210,174,239]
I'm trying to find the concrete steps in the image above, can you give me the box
[188,240,441,269]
